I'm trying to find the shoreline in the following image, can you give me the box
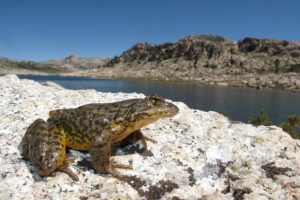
[3,70,300,93]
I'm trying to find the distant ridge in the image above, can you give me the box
[0,55,110,73]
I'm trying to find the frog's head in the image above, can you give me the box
[128,95,179,128]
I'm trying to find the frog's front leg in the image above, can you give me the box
[90,129,133,179]
[126,130,156,152]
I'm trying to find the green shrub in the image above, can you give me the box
[249,111,300,139]
[248,110,273,126]
[281,115,300,139]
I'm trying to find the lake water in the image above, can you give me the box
[18,75,300,125]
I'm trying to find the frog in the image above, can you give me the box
[21,95,179,181]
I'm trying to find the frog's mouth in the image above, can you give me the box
[143,102,179,119]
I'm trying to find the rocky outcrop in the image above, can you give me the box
[1,75,300,199]
[109,35,300,75]
[102,35,300,92]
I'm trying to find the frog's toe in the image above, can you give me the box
[143,135,156,143]
[111,162,133,170]
[107,159,133,180]
[108,167,131,180]
[109,156,132,170]
[58,159,79,181]
[108,169,124,180]
[58,166,79,181]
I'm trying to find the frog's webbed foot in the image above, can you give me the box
[58,158,79,181]
[127,130,156,152]
[108,156,133,180]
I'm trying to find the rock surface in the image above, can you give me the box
[0,74,300,200]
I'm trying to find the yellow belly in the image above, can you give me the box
[65,134,92,151]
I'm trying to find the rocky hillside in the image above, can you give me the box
[40,54,110,70]
[0,54,109,74]
[108,35,300,75]
[0,75,300,199]
[0,57,65,74]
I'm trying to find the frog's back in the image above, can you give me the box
[50,99,140,150]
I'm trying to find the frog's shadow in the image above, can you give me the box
[75,139,146,172]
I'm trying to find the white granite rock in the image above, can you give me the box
[0,74,299,200]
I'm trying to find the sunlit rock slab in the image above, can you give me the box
[0,74,299,200]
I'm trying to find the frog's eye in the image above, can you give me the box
[149,98,156,105]
[148,95,164,105]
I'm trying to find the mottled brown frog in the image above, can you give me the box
[21,95,179,181]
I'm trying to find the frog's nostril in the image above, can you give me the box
[164,102,179,116]
[171,105,179,115]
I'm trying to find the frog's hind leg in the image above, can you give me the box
[90,130,133,180]
[126,130,156,152]
[21,118,78,181]
[21,118,45,160]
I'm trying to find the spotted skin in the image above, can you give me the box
[21,95,179,180]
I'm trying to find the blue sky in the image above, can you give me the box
[1,0,300,61]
